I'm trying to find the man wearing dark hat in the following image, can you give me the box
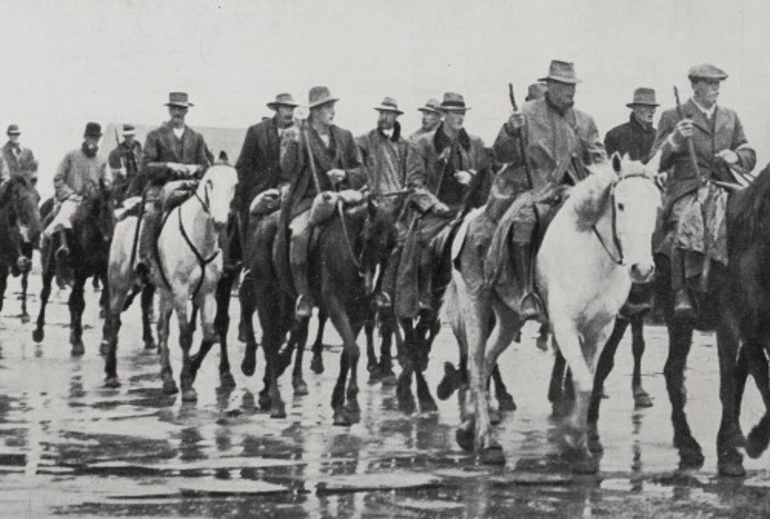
[107,124,142,204]
[43,122,109,266]
[2,125,38,185]
[652,64,755,318]
[278,86,365,317]
[489,59,605,321]
[395,92,493,317]
[605,88,658,161]
[525,82,548,102]
[409,98,443,142]
[235,93,298,223]
[135,92,212,280]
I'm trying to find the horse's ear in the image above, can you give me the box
[611,152,623,175]
[645,149,663,176]
[367,196,378,218]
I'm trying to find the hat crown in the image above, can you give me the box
[169,92,188,104]
[630,87,657,106]
[6,124,20,135]
[441,92,467,111]
[526,82,548,100]
[418,98,441,113]
[268,92,298,108]
[688,63,728,81]
[84,122,102,137]
[379,97,399,109]
[541,60,580,84]
[122,123,136,133]
[308,86,338,108]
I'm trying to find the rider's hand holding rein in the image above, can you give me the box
[671,119,694,146]
[327,168,346,185]
[505,110,525,135]
[454,169,476,186]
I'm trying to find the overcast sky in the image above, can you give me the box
[1,0,768,197]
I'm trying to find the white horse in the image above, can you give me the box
[448,152,662,473]
[147,165,238,401]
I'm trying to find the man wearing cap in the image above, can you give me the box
[43,122,110,267]
[134,92,212,279]
[490,59,605,321]
[396,92,493,317]
[605,88,658,161]
[278,86,365,318]
[409,98,443,143]
[2,125,38,185]
[108,124,142,204]
[652,64,755,318]
[235,93,298,225]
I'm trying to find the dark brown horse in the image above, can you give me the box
[0,176,41,320]
[33,182,113,354]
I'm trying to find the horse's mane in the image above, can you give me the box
[566,160,617,231]
[0,176,27,207]
[730,164,770,249]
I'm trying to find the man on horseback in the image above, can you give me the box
[395,92,493,318]
[134,92,212,281]
[279,86,366,318]
[652,64,755,319]
[2,125,38,186]
[409,98,443,143]
[489,60,605,321]
[108,124,142,204]
[42,122,110,276]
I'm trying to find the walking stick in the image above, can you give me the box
[508,83,534,191]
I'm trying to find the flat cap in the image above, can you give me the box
[688,64,728,81]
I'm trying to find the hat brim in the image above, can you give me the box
[418,108,441,114]
[626,102,659,108]
[374,106,404,115]
[440,106,470,112]
[309,98,339,109]
[688,75,728,82]
[6,131,20,135]
[165,102,194,108]
[539,76,581,85]
[267,102,299,110]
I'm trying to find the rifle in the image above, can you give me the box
[673,86,702,185]
[508,83,534,190]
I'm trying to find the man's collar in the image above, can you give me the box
[691,97,716,119]
[629,113,655,132]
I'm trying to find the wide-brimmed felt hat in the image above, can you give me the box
[84,122,102,138]
[688,63,728,81]
[267,93,299,110]
[440,92,470,112]
[374,97,403,115]
[122,124,136,135]
[308,86,339,109]
[417,98,441,114]
[626,87,658,108]
[525,82,548,101]
[6,124,20,135]
[165,92,194,108]
[539,60,581,84]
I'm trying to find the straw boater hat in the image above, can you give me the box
[687,64,728,81]
[6,124,20,135]
[539,60,581,84]
[439,92,470,112]
[308,86,339,109]
[164,92,194,108]
[374,97,403,115]
[626,88,658,108]
[267,93,299,110]
[417,98,441,114]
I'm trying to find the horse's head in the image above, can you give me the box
[611,151,662,282]
[359,197,399,295]
[198,164,238,232]
[0,176,42,248]
[74,179,114,242]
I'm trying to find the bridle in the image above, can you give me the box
[592,172,659,266]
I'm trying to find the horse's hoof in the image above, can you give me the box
[718,453,746,477]
[368,370,382,385]
[381,371,397,387]
[241,354,257,377]
[162,380,179,395]
[32,328,44,343]
[437,363,460,401]
[456,427,475,452]
[20,313,30,324]
[345,398,361,417]
[571,455,599,475]
[104,376,121,388]
[258,392,272,410]
[367,361,379,375]
[497,393,517,412]
[633,389,653,408]
[419,397,438,414]
[588,431,604,454]
[181,388,198,402]
[489,408,501,425]
[293,378,308,396]
[398,393,416,415]
[220,372,236,390]
[270,403,287,419]
[677,445,705,469]
[99,341,110,356]
[333,408,352,426]
[479,445,505,465]
[144,340,157,351]
[71,342,85,356]
[536,333,549,351]
[310,355,324,375]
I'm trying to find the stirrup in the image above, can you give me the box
[295,295,313,318]
[673,289,694,320]
[374,292,392,310]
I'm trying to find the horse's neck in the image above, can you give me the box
[180,197,218,254]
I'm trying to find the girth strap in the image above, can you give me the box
[177,205,220,301]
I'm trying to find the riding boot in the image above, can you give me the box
[54,229,72,285]
[417,245,434,316]
[290,228,314,318]
[135,206,160,282]
[671,249,694,320]
[513,242,544,322]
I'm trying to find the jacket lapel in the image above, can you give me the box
[684,99,712,135]
[713,106,730,136]
[161,124,182,162]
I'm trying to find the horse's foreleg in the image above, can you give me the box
[364,310,378,377]
[175,294,197,402]
[141,284,156,351]
[744,339,770,459]
[327,298,361,425]
[291,317,310,395]
[32,267,54,343]
[20,269,29,321]
[210,272,236,389]
[630,315,652,407]
[310,311,327,374]
[491,365,516,412]
[396,319,416,412]
[588,317,628,429]
[663,320,702,468]
[0,266,8,316]
[239,279,259,377]
[548,347,567,415]
[157,294,177,395]
[715,320,745,476]
[68,275,86,356]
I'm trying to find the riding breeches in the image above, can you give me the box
[289,209,314,301]
[44,198,80,237]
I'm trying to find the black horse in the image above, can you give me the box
[0,176,41,319]
[33,183,113,354]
